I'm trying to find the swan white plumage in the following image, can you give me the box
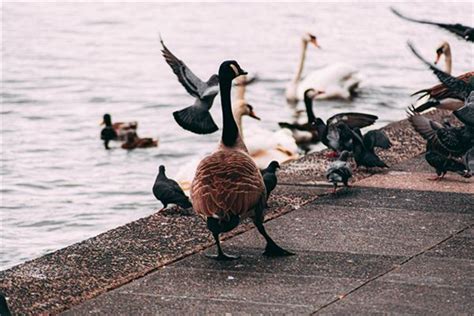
[286,33,361,103]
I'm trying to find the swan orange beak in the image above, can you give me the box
[311,38,321,49]
[248,109,261,120]
[434,53,441,65]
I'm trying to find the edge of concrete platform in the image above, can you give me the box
[0,109,468,315]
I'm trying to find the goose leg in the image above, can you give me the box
[253,207,294,257]
[205,217,240,261]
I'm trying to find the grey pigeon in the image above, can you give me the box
[153,165,192,212]
[351,128,392,170]
[454,91,474,127]
[326,151,353,193]
[392,8,474,42]
[160,38,219,134]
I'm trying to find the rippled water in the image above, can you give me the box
[1,3,472,269]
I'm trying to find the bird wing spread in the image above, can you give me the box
[327,112,378,129]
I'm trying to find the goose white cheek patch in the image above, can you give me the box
[230,64,240,76]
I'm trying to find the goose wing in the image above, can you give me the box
[160,38,217,99]
[327,112,378,129]
[191,150,265,219]
[408,42,472,100]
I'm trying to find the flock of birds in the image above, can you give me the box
[97,8,474,260]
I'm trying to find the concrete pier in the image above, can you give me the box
[1,110,472,315]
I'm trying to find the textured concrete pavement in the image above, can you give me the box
[64,156,474,315]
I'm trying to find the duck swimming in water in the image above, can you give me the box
[100,113,138,149]
[121,131,158,150]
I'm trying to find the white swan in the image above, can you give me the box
[285,33,361,103]
[233,76,299,169]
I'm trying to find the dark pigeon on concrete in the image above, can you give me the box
[424,146,470,181]
[351,128,391,170]
[0,293,11,316]
[408,42,474,101]
[407,106,472,158]
[160,38,219,135]
[454,91,474,127]
[326,150,353,193]
[392,8,474,42]
[153,165,192,213]
[260,161,280,204]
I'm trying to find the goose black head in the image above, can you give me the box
[267,161,281,172]
[218,60,247,81]
[102,113,112,126]
[304,88,325,100]
[464,29,474,42]
[339,150,351,161]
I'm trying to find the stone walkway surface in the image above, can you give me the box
[64,156,473,315]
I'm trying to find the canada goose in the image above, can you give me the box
[100,113,138,149]
[285,33,360,103]
[191,60,294,260]
[326,150,353,193]
[160,38,219,134]
[153,165,192,212]
[391,7,474,42]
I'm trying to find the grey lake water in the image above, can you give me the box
[1,2,472,269]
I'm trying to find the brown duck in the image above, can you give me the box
[191,61,294,260]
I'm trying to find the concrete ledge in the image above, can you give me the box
[0,109,469,315]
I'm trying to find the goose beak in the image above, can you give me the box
[239,69,248,76]
[313,90,325,98]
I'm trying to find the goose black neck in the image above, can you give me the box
[220,77,239,147]
[305,97,316,122]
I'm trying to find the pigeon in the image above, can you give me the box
[391,8,474,42]
[152,165,192,212]
[260,161,280,204]
[407,42,474,101]
[279,89,378,154]
[326,150,353,193]
[351,128,392,170]
[424,146,470,180]
[465,147,474,175]
[407,106,472,158]
[454,91,474,127]
[160,38,219,135]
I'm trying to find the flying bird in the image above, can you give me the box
[391,7,474,42]
[160,38,220,134]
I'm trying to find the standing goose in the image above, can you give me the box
[412,42,471,113]
[160,38,219,134]
[285,33,360,103]
[191,61,294,260]
[391,8,474,42]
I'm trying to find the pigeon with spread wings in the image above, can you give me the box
[160,38,220,134]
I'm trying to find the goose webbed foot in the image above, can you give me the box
[263,242,295,257]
